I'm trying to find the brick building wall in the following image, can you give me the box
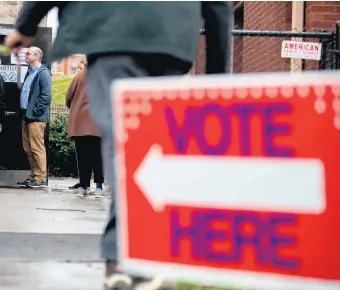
[305,1,340,31]
[193,1,340,75]
[52,55,85,76]
[304,1,340,70]
[0,1,47,26]
[240,1,292,73]
[0,1,22,24]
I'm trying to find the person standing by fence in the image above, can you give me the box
[65,57,104,197]
[67,58,85,191]
[17,46,51,188]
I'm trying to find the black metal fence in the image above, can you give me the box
[195,21,340,74]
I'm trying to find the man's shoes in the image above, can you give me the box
[17,178,32,187]
[69,182,81,189]
[26,179,46,188]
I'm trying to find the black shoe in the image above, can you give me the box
[17,178,32,187]
[69,183,81,189]
[26,180,46,188]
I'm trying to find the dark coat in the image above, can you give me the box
[0,74,4,99]
[15,1,232,74]
[24,65,51,122]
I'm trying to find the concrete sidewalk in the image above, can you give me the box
[0,262,104,290]
[0,187,110,289]
[48,177,100,191]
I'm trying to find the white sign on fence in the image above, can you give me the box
[0,27,14,35]
[281,40,322,61]
[11,48,28,65]
[0,65,17,83]
[0,65,28,83]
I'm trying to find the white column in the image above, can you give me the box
[291,1,305,73]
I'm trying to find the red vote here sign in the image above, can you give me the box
[112,72,340,290]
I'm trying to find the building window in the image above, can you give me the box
[57,60,62,72]
[70,56,77,75]
[51,62,58,73]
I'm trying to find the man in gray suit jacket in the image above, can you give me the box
[5,1,232,288]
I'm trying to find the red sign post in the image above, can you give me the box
[112,72,340,290]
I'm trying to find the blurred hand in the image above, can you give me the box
[4,30,33,56]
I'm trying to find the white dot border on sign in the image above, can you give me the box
[221,88,233,99]
[333,98,340,112]
[265,87,279,98]
[314,98,326,114]
[236,88,248,99]
[208,89,220,100]
[280,86,294,99]
[335,115,340,130]
[313,86,326,98]
[251,87,263,99]
[179,90,191,100]
[118,82,340,143]
[120,91,158,142]
[152,90,164,100]
[192,89,205,100]
[124,103,140,115]
[140,102,152,115]
[125,116,140,130]
[296,86,310,98]
[331,84,340,97]
[169,91,179,100]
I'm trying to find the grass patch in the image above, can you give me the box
[52,75,73,105]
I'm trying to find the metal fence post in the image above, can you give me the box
[225,1,232,74]
[318,29,327,70]
[335,21,340,69]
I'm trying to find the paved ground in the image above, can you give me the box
[0,183,110,289]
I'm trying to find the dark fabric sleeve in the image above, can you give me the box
[202,1,232,74]
[34,70,52,117]
[15,2,66,36]
[0,75,4,98]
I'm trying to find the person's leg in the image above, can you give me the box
[27,122,46,187]
[74,136,92,195]
[86,55,151,264]
[69,140,81,189]
[86,53,188,287]
[20,120,36,184]
[92,137,104,193]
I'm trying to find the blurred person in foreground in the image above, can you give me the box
[66,57,105,197]
[5,1,232,288]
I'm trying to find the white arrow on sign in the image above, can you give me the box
[134,145,326,214]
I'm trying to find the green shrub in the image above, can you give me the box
[176,284,243,290]
[48,114,78,177]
